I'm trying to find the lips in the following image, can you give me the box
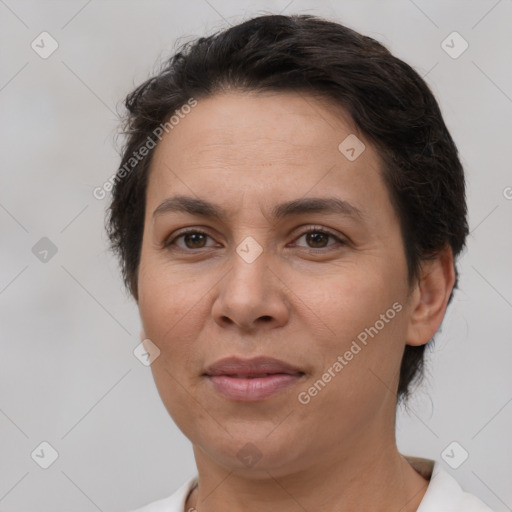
[204,357,304,401]
[204,357,303,377]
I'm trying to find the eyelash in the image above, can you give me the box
[164,226,346,252]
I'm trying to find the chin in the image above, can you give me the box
[194,428,306,476]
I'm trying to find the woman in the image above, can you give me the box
[107,14,493,512]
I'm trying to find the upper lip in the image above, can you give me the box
[204,357,304,377]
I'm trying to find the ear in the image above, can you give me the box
[140,328,147,341]
[405,245,456,347]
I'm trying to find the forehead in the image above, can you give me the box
[152,91,369,166]
[146,91,390,222]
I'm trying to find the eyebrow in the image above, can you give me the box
[152,195,364,221]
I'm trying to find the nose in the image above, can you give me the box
[211,251,290,332]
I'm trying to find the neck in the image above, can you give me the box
[186,437,429,512]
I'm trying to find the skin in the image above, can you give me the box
[136,91,455,512]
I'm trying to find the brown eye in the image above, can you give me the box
[165,230,217,250]
[294,228,344,250]
[183,232,207,249]
[305,232,329,248]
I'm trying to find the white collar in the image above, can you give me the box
[129,456,493,512]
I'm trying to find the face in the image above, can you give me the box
[137,91,415,476]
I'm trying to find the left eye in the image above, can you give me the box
[294,229,343,249]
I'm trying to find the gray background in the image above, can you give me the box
[0,0,511,511]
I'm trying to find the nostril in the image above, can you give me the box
[259,315,272,322]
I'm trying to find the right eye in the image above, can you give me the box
[165,230,219,250]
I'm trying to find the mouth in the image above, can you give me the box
[203,357,305,402]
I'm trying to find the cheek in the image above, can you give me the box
[291,263,408,394]
[293,279,407,433]
[137,262,206,426]
[291,264,402,340]
[137,257,205,356]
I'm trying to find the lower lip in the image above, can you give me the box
[207,374,302,401]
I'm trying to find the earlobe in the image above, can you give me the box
[406,246,456,347]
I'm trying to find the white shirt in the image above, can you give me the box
[128,457,493,512]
